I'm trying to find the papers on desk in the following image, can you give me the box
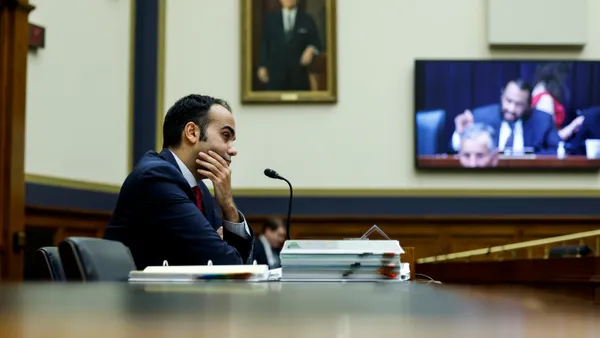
[280,239,408,282]
[128,264,271,283]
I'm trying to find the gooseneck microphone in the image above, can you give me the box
[263,168,292,240]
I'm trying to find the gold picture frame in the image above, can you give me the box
[241,0,337,104]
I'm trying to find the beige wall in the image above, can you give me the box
[164,0,600,190]
[25,0,131,186]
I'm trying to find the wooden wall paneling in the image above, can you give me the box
[416,257,600,303]
[25,206,110,244]
[17,209,600,278]
[0,0,34,281]
[247,215,600,259]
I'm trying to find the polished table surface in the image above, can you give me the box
[0,282,599,337]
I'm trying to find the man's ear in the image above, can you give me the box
[183,122,200,144]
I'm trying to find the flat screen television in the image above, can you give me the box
[414,60,600,170]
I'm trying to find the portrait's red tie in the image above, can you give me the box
[191,186,203,212]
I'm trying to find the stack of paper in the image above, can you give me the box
[280,240,406,281]
[128,264,270,283]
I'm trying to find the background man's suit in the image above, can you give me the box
[104,149,254,269]
[259,8,322,91]
[254,235,281,269]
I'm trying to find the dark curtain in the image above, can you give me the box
[415,61,600,145]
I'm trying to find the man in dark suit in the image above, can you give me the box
[451,79,561,155]
[257,0,322,91]
[104,94,254,269]
[254,217,287,269]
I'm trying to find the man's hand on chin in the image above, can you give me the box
[196,150,240,223]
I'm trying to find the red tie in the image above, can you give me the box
[191,186,203,212]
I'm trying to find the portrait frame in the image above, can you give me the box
[241,0,337,104]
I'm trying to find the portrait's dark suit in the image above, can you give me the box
[468,104,561,154]
[104,149,254,269]
[259,9,322,91]
[569,106,600,155]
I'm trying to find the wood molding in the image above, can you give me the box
[0,0,33,281]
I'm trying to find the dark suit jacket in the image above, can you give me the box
[254,238,281,269]
[253,239,269,266]
[103,149,254,269]
[569,106,600,155]
[259,10,321,91]
[470,104,561,154]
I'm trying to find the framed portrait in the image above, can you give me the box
[241,0,337,104]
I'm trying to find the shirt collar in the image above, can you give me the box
[282,7,297,15]
[503,119,522,128]
[169,150,198,188]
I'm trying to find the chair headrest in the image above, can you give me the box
[59,237,137,282]
[35,246,66,281]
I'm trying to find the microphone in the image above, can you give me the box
[263,168,292,240]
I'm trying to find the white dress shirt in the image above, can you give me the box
[170,151,251,239]
[282,7,297,33]
[497,120,524,152]
[451,120,524,152]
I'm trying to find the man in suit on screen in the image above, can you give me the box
[450,79,561,155]
[257,0,322,91]
[104,94,254,269]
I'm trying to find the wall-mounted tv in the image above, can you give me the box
[414,60,600,170]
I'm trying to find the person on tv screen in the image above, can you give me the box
[451,79,561,155]
[458,123,499,168]
[531,62,584,141]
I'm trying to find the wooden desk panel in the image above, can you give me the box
[418,155,600,168]
[0,283,599,337]
[417,257,600,303]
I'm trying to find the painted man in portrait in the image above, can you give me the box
[257,0,322,91]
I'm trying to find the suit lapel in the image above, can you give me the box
[522,117,534,147]
[276,12,287,40]
[158,148,200,208]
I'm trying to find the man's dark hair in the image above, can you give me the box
[262,217,284,234]
[162,94,232,148]
[501,78,533,104]
[504,78,532,93]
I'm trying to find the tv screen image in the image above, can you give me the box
[414,60,600,170]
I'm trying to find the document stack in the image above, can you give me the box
[128,263,270,283]
[279,239,408,282]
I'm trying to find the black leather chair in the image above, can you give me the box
[59,237,137,282]
[416,109,446,155]
[35,246,66,281]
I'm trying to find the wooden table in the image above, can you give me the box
[418,155,600,168]
[0,282,598,337]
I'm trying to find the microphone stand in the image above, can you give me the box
[280,176,293,240]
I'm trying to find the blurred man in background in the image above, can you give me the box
[458,123,499,168]
[254,217,287,269]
